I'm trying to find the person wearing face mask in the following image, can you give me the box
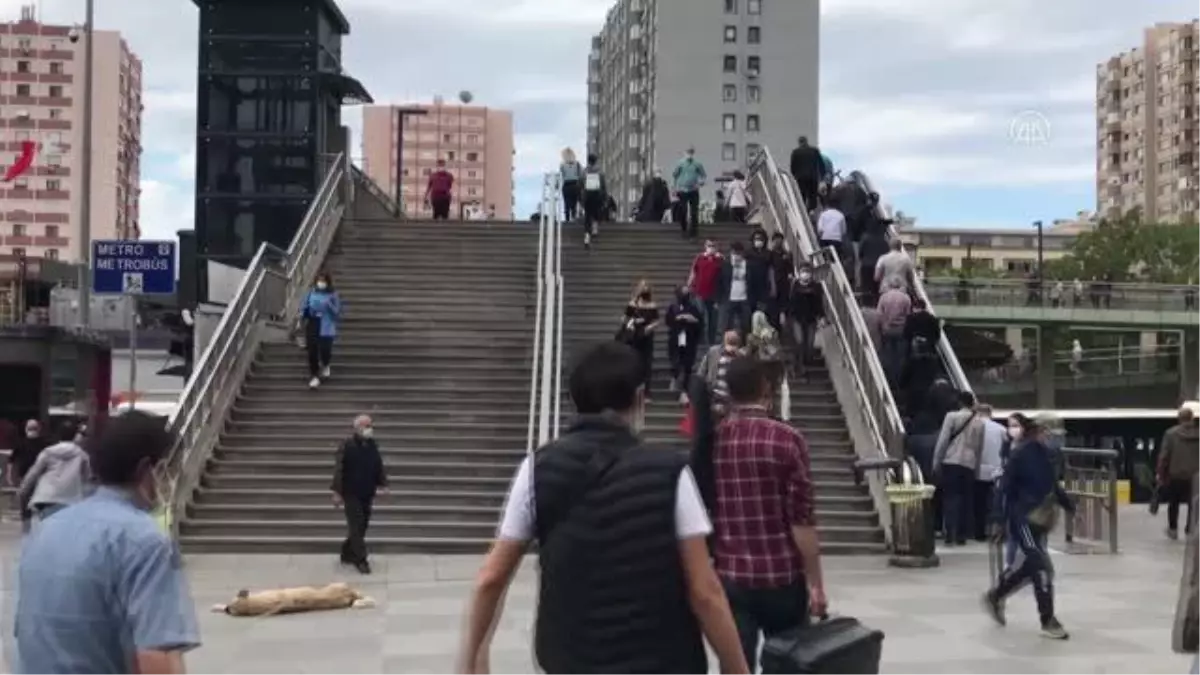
[331,414,388,574]
[744,230,775,322]
[637,167,671,223]
[789,262,824,379]
[301,272,342,389]
[718,241,753,338]
[767,233,793,329]
[672,147,708,239]
[459,341,750,675]
[932,391,985,546]
[622,280,661,402]
[698,330,745,416]
[983,413,1074,641]
[8,418,50,533]
[16,411,201,674]
[688,239,725,346]
[667,286,702,400]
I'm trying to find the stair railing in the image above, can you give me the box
[527,176,552,454]
[160,152,350,538]
[350,164,401,217]
[550,177,565,440]
[848,170,973,397]
[527,173,563,453]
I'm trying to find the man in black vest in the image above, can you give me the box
[458,341,749,674]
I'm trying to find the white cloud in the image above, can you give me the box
[863,153,1094,188]
[139,179,191,242]
[343,0,611,28]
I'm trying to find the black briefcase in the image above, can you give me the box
[761,616,884,674]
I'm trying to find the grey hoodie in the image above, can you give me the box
[19,441,92,511]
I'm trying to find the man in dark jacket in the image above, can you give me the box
[637,169,671,222]
[858,226,890,306]
[767,233,793,329]
[1159,406,1200,539]
[8,418,50,532]
[331,414,388,574]
[789,262,824,378]
[745,230,776,316]
[459,341,748,674]
[790,136,825,212]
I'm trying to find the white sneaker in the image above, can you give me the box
[584,233,591,248]
[309,377,321,389]
[593,222,599,236]
[321,365,331,378]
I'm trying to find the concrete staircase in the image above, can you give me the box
[180,218,538,553]
[558,221,885,554]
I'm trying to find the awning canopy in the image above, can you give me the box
[323,72,373,105]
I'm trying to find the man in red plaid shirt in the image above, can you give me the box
[712,357,827,668]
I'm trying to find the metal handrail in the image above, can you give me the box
[526,176,552,454]
[537,174,560,447]
[848,170,973,396]
[160,153,348,537]
[350,164,400,217]
[550,175,565,439]
[748,148,906,461]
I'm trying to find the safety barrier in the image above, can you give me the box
[1060,446,1120,554]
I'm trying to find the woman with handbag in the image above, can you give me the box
[618,280,660,402]
[981,413,1075,641]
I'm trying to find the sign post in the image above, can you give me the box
[92,240,177,412]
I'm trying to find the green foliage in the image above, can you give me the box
[1046,210,1199,284]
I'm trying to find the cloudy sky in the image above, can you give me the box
[7,0,1196,238]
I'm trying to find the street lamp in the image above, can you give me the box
[393,107,428,214]
[72,0,96,328]
[1033,219,1045,280]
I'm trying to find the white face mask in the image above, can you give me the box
[25,430,38,439]
[316,282,328,291]
[798,272,813,283]
[359,427,374,439]
[753,240,765,249]
[1007,425,1023,441]
[704,245,715,254]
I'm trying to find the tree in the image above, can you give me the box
[1044,210,1199,284]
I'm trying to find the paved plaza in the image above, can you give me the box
[0,505,1193,673]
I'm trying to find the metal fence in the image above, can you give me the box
[1060,446,1120,554]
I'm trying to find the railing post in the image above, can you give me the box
[1107,453,1119,553]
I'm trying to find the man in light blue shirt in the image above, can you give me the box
[16,411,200,674]
[974,403,1007,542]
[672,147,707,239]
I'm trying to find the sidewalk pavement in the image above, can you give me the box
[0,504,1193,673]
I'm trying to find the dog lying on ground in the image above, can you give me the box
[212,583,376,616]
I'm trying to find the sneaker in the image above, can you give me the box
[584,233,591,249]
[679,392,689,405]
[1168,528,1180,541]
[321,365,331,379]
[308,377,321,389]
[981,591,1006,627]
[592,222,599,236]
[668,379,679,393]
[1040,618,1069,640]
[355,561,372,575]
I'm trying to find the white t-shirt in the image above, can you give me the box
[816,208,846,242]
[496,456,713,541]
[727,180,749,208]
[729,257,748,302]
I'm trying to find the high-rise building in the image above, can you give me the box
[1096,20,1198,223]
[361,101,515,220]
[587,0,820,217]
[0,6,143,263]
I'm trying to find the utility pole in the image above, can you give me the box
[1034,219,1045,280]
[76,0,96,328]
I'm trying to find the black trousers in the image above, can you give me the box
[582,192,603,235]
[721,578,809,671]
[431,195,451,219]
[730,206,747,223]
[797,177,820,212]
[305,326,333,377]
[668,333,697,391]
[973,479,994,541]
[561,180,580,220]
[341,495,373,564]
[1166,478,1194,533]
[679,190,701,237]
[631,336,654,396]
[939,464,975,544]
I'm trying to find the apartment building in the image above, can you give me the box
[587,0,819,217]
[1096,20,1198,223]
[895,214,1097,276]
[0,6,143,264]
[361,100,514,220]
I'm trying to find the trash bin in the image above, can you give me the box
[886,484,940,568]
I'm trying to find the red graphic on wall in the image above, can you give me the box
[3,140,37,182]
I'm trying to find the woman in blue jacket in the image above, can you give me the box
[983,413,1074,640]
[302,272,341,389]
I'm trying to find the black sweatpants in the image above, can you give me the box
[679,189,701,237]
[668,333,697,392]
[431,195,451,220]
[939,464,975,544]
[305,323,333,377]
[631,336,654,397]
[582,191,603,235]
[561,180,580,221]
[1166,478,1194,533]
[341,495,373,564]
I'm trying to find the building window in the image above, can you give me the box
[46,249,59,261]
[14,178,28,190]
[447,151,456,161]
[724,0,738,13]
[16,60,30,73]
[747,56,761,75]
[443,133,452,142]
[45,225,59,238]
[747,84,761,102]
[748,0,761,13]
[12,247,25,258]
[722,114,737,132]
[722,142,737,161]
[723,84,737,102]
[724,26,737,43]
[45,180,61,191]
[723,55,737,73]
[747,114,760,132]
[15,84,30,97]
[49,85,63,98]
[12,224,25,237]
[746,143,762,163]
[49,109,62,119]
[467,187,479,196]
[467,151,479,162]
[467,134,479,144]
[45,154,62,166]
[17,38,31,51]
[467,170,478,178]
[49,62,64,75]
[748,26,761,43]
